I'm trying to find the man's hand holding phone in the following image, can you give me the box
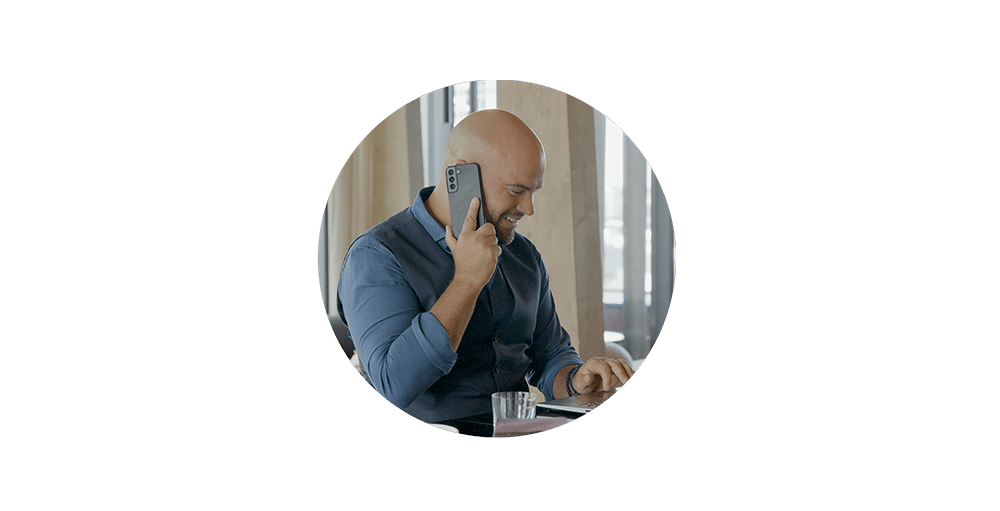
[445,197,500,291]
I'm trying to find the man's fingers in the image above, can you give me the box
[621,361,635,381]
[607,359,632,386]
[605,366,623,391]
[581,372,597,394]
[445,224,456,248]
[479,221,496,238]
[593,360,615,391]
[476,214,499,247]
[582,357,636,392]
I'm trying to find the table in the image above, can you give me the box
[434,408,580,437]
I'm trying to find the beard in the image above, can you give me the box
[485,209,520,245]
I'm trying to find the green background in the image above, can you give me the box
[0,2,1000,510]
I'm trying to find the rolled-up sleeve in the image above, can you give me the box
[525,255,585,400]
[337,235,458,408]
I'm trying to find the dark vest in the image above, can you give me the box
[345,207,545,422]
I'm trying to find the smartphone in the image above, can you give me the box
[446,162,486,238]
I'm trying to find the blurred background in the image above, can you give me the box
[319,80,674,386]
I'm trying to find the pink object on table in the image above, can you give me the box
[492,416,570,437]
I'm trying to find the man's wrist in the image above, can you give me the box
[565,364,582,397]
[449,273,486,296]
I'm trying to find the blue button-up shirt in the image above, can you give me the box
[337,187,583,422]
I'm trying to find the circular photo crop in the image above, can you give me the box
[318,80,674,437]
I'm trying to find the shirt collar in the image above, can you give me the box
[412,186,502,288]
[411,186,507,257]
[411,186,447,246]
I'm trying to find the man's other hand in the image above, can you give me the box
[573,357,635,394]
[445,197,501,291]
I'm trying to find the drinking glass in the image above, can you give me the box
[491,391,537,425]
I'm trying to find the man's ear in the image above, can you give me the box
[454,159,468,166]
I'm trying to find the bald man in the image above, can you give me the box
[337,109,633,424]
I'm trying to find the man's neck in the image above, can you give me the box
[425,186,449,229]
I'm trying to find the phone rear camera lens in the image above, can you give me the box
[449,176,455,182]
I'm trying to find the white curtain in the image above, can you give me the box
[324,100,422,317]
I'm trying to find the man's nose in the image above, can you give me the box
[519,193,535,217]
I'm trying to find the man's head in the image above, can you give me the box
[440,109,545,245]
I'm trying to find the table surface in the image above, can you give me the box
[435,408,581,437]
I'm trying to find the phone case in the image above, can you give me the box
[446,163,485,238]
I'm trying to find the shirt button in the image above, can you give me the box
[495,365,501,373]
[493,335,499,343]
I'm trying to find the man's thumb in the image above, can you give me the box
[464,197,480,232]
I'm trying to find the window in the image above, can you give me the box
[420,81,496,187]
[452,80,496,126]
[601,119,671,362]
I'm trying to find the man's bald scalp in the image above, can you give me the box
[442,109,545,174]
